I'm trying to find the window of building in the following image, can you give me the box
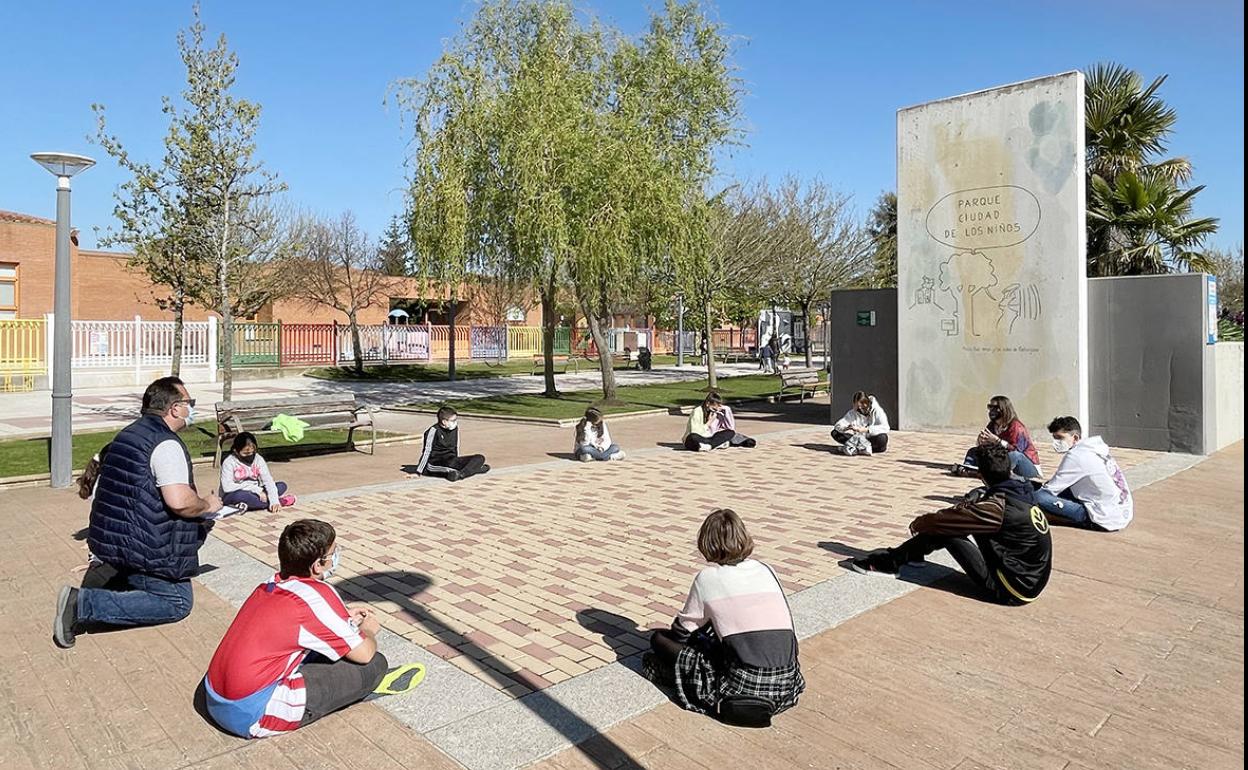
[0,263,17,319]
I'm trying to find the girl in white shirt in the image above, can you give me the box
[831,391,890,455]
[573,408,625,462]
[220,432,296,511]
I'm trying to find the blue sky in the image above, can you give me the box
[1,0,1242,251]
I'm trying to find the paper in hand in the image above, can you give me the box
[206,503,249,521]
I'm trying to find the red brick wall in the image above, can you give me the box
[2,214,545,327]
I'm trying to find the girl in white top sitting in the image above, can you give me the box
[219,432,296,512]
[831,391,891,455]
[574,408,625,462]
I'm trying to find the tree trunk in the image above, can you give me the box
[540,282,558,398]
[447,292,457,382]
[704,300,718,390]
[801,300,813,368]
[171,288,185,377]
[219,268,233,403]
[219,194,234,403]
[349,310,364,374]
[586,308,617,401]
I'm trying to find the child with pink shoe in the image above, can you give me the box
[220,432,297,512]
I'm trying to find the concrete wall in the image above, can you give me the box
[1088,273,1233,454]
[897,72,1087,431]
[828,289,899,424]
[1213,342,1245,451]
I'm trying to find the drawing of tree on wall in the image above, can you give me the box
[938,250,1000,336]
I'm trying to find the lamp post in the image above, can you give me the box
[31,152,94,489]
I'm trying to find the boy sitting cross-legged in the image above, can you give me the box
[202,519,387,737]
[416,406,490,481]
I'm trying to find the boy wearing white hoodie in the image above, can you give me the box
[1035,416,1133,531]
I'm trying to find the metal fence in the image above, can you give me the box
[72,317,211,369]
[0,317,760,385]
[0,319,45,391]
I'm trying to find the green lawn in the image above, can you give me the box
[407,372,825,420]
[0,426,391,479]
[306,354,684,382]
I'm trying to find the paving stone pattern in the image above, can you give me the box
[213,430,1158,700]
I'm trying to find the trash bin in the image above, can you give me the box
[638,347,652,371]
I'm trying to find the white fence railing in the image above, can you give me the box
[335,324,430,363]
[71,317,211,368]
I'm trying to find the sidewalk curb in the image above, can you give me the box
[389,388,829,428]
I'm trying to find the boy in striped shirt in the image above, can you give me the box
[202,520,387,737]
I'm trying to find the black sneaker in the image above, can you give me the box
[446,469,461,482]
[848,550,898,576]
[479,464,491,475]
[53,586,79,649]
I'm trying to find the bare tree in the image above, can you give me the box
[290,212,394,374]
[766,178,873,366]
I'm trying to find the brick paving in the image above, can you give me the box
[213,430,1159,700]
[3,394,1232,770]
[533,442,1245,770]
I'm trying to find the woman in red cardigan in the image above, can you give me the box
[952,395,1041,479]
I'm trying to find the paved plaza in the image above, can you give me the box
[0,401,1241,769]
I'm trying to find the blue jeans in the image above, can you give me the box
[577,443,621,461]
[78,570,194,628]
[223,481,288,510]
[1033,487,1089,525]
[963,449,1040,479]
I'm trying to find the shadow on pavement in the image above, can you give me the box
[336,570,644,770]
[817,541,995,603]
[575,608,652,667]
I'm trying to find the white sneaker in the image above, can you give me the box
[697,443,712,452]
[579,454,593,462]
[608,450,626,461]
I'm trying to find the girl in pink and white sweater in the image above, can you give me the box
[219,433,296,512]
[645,509,804,724]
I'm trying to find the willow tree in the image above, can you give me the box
[398,0,566,392]
[642,2,746,390]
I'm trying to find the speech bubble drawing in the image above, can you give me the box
[925,185,1041,250]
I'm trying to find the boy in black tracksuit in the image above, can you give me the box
[852,444,1052,605]
[416,406,489,482]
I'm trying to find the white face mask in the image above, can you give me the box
[1052,437,1073,454]
[445,420,458,431]
[183,404,197,426]
[321,546,341,580]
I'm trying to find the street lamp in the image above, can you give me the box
[31,152,94,489]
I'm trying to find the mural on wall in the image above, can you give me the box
[910,185,1044,337]
[897,71,1086,431]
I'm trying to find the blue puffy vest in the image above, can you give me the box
[88,414,206,580]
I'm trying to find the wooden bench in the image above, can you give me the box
[531,354,580,375]
[214,394,376,467]
[612,349,641,369]
[779,368,822,403]
[722,348,756,364]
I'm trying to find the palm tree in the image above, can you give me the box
[1087,171,1220,276]
[1084,63,1218,274]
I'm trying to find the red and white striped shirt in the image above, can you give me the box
[205,573,363,737]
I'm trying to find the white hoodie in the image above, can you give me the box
[832,396,890,437]
[573,422,614,453]
[1042,436,1133,531]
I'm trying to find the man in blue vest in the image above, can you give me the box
[53,376,222,648]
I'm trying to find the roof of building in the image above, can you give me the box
[78,248,133,260]
[0,209,56,226]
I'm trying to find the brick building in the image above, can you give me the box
[0,208,541,326]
